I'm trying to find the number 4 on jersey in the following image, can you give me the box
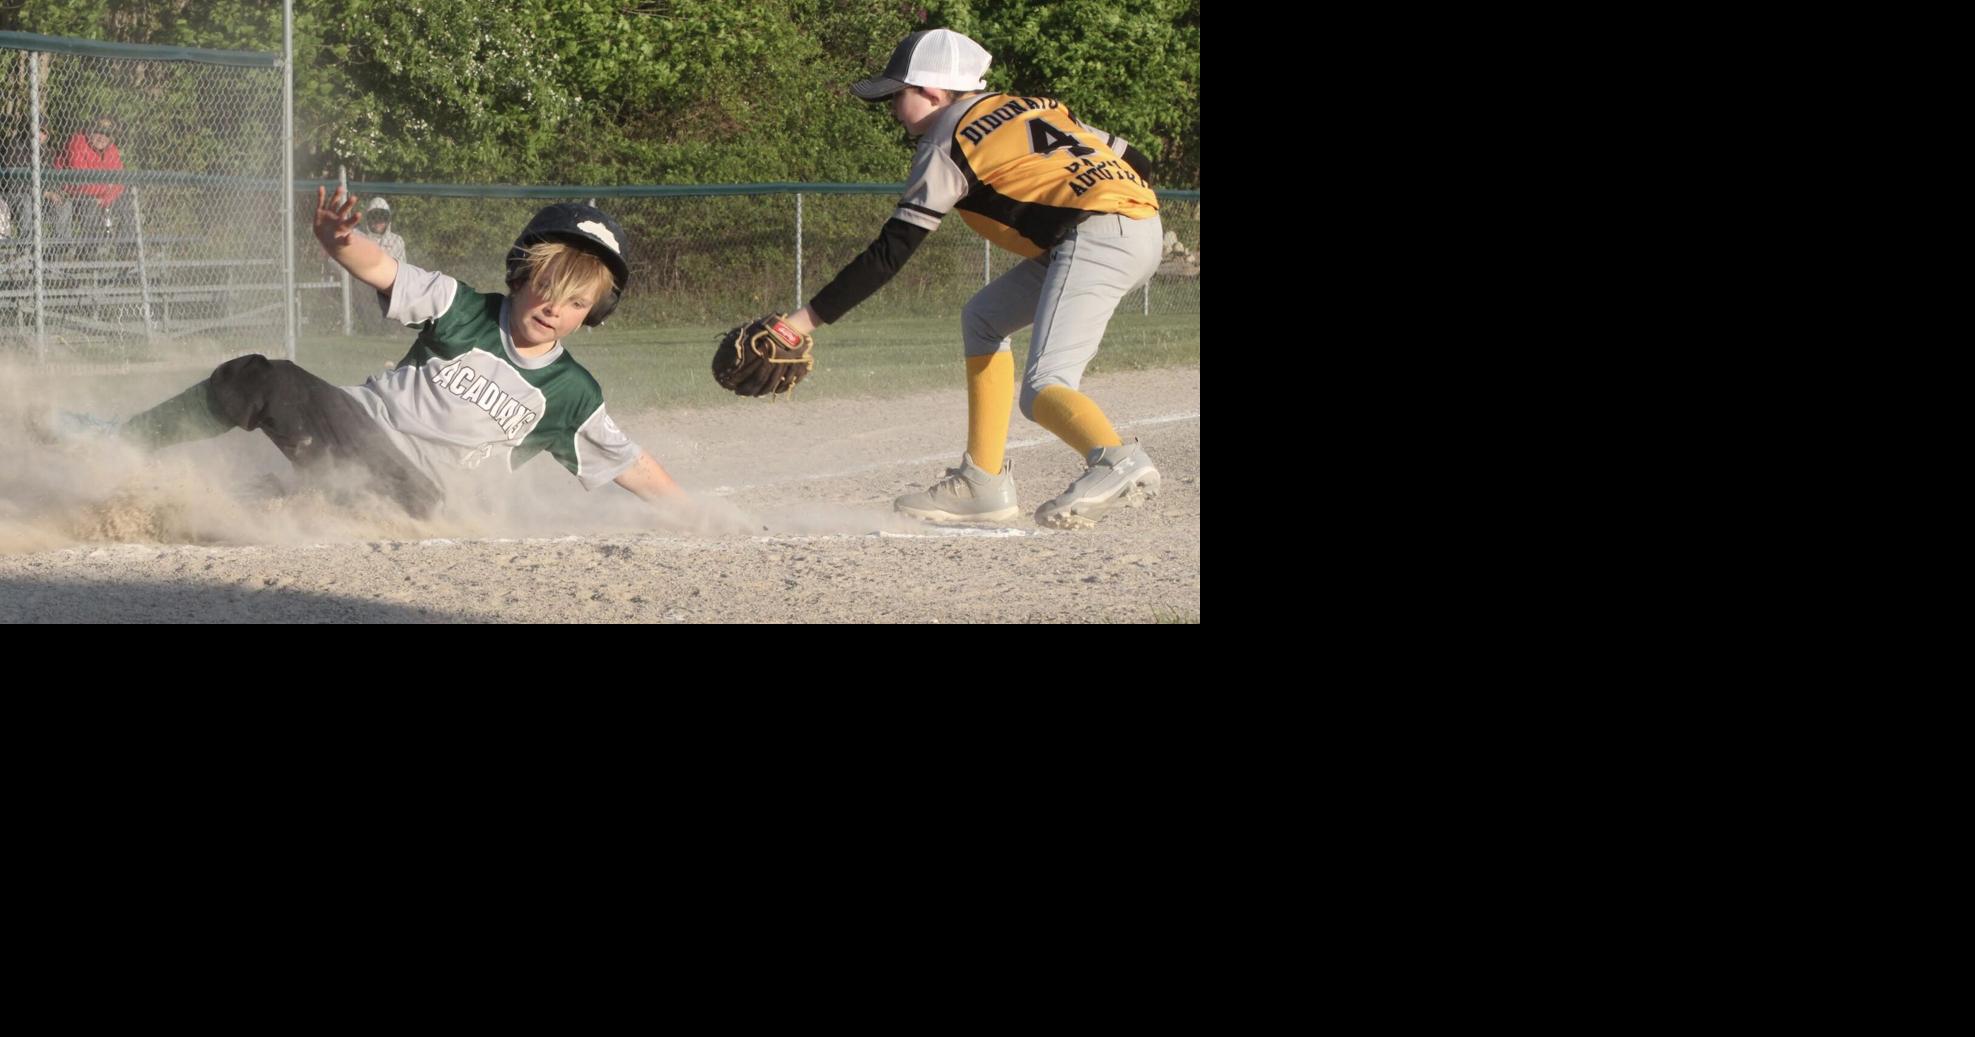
[1029,120,1096,158]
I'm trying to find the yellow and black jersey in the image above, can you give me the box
[805,92,1161,325]
[894,92,1159,259]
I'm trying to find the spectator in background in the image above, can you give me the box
[60,114,132,238]
[353,196,409,334]
[0,126,25,238]
[357,196,406,263]
[2,126,75,242]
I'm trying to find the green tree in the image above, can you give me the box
[3,0,1198,187]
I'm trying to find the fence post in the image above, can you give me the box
[338,166,351,336]
[29,51,46,362]
[133,190,157,340]
[794,191,804,312]
[283,0,297,361]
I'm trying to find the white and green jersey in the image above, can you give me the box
[341,261,641,490]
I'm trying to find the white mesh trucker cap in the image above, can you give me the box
[850,29,991,100]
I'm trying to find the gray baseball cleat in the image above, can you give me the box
[894,453,1020,523]
[1034,439,1161,530]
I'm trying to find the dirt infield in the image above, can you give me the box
[0,365,1200,622]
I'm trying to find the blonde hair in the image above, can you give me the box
[511,241,615,307]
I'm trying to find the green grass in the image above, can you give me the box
[8,311,1197,413]
[294,312,1199,412]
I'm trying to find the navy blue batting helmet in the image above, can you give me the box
[506,203,629,326]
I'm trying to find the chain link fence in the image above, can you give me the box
[3,33,1197,372]
[296,184,1199,340]
[1,33,293,372]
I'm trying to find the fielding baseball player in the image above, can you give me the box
[711,28,1165,529]
[48,189,697,521]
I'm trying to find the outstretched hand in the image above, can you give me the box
[313,185,361,249]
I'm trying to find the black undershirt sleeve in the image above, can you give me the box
[1119,145,1155,187]
[808,217,932,325]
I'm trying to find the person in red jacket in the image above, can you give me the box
[59,115,129,236]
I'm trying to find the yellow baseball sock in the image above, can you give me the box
[966,353,1015,473]
[1030,385,1122,457]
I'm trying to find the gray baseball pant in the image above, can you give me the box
[960,212,1163,419]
